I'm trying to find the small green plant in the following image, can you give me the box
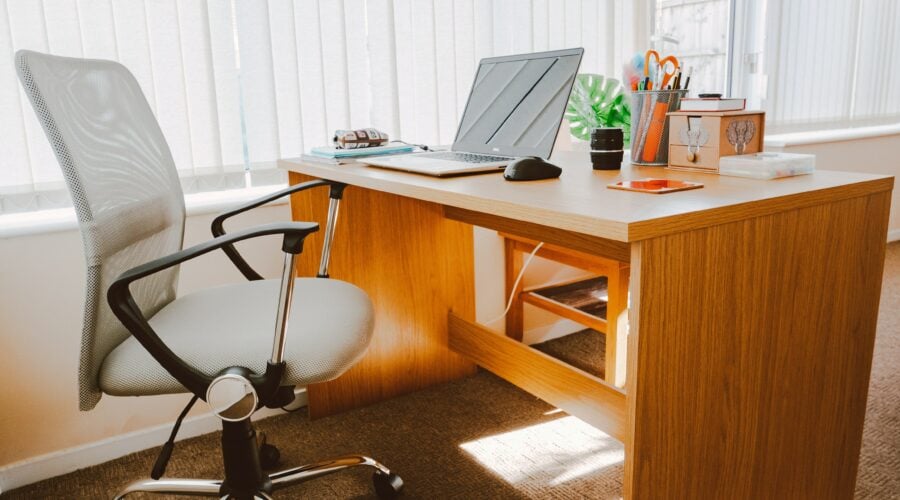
[565,74,631,145]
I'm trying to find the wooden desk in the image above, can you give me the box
[280,152,892,498]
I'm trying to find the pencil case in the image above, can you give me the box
[629,89,687,166]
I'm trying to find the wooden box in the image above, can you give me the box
[666,110,765,173]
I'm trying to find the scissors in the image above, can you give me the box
[644,50,679,89]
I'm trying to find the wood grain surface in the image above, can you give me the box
[521,291,608,332]
[623,190,892,499]
[448,207,632,262]
[288,172,477,418]
[502,233,630,274]
[606,263,630,388]
[503,238,525,341]
[449,313,627,442]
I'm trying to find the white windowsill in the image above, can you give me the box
[183,184,288,217]
[765,123,900,148]
[0,184,288,240]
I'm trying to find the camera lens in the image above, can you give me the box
[590,128,624,170]
[590,151,625,170]
[590,127,624,150]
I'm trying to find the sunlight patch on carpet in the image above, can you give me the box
[459,415,624,487]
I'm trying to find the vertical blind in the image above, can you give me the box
[0,0,636,214]
[205,0,636,162]
[761,0,900,132]
[0,0,248,212]
[852,0,900,123]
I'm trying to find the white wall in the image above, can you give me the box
[473,227,595,345]
[768,133,900,237]
[0,203,291,468]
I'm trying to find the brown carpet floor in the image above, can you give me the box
[856,242,900,498]
[6,243,900,499]
[532,329,605,379]
[4,373,624,499]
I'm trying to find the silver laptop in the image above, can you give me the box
[361,48,584,177]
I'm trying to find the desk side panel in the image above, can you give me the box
[289,172,477,417]
[625,190,891,499]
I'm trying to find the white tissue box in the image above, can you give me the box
[718,152,815,180]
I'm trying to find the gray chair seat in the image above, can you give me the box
[100,278,374,396]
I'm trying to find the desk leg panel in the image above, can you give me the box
[288,172,477,418]
[624,191,891,499]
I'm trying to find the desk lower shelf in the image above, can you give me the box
[524,276,609,333]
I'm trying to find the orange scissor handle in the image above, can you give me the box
[643,50,659,76]
[644,50,680,88]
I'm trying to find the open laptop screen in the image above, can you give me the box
[453,48,583,159]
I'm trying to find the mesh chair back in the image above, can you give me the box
[16,51,186,410]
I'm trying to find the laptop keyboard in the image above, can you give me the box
[419,151,512,163]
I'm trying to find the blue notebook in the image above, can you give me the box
[309,144,415,158]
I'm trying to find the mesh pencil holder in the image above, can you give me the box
[629,89,687,166]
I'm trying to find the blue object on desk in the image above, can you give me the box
[310,144,415,158]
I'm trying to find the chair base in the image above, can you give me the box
[114,417,402,499]
[114,454,403,499]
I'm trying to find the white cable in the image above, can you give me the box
[484,241,545,326]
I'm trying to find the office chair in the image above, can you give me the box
[15,50,403,499]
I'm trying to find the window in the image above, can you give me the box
[652,0,730,100]
[0,0,637,215]
[0,0,249,213]
[738,0,900,133]
[653,0,900,134]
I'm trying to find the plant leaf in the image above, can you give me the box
[565,73,631,145]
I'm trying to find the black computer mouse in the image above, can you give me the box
[503,156,562,181]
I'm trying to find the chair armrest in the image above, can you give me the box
[107,221,319,399]
[212,180,330,281]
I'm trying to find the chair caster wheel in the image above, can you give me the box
[257,433,281,470]
[259,443,280,469]
[373,471,403,499]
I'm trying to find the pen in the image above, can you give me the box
[684,66,693,90]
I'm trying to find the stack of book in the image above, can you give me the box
[301,143,415,165]
[678,97,746,112]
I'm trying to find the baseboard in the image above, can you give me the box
[0,389,307,494]
[522,319,585,346]
[889,228,900,242]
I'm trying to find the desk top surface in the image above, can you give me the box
[279,151,892,242]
